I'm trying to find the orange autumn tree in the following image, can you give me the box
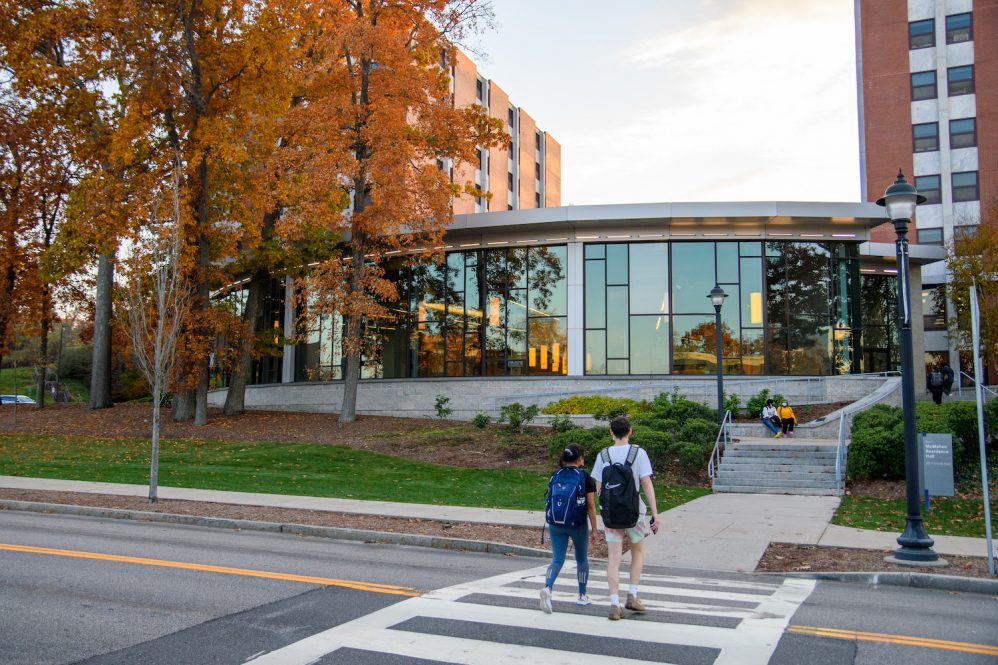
[279,0,507,422]
[947,201,998,379]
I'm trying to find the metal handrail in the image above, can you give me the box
[707,410,733,485]
[958,370,998,399]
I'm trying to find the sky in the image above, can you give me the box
[469,0,861,205]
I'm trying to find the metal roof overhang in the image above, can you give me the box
[445,201,886,245]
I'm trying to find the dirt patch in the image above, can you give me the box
[757,542,995,579]
[0,404,550,470]
[0,488,609,559]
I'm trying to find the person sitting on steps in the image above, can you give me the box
[761,399,782,438]
[777,400,796,438]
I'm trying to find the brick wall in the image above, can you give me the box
[487,81,511,211]
[518,109,539,208]
[451,50,478,215]
[544,134,561,208]
[976,1,998,212]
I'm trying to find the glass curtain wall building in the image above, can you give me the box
[287,240,890,380]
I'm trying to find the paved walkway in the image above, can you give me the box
[0,475,991,572]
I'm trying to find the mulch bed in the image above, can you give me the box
[757,542,996,580]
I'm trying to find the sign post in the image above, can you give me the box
[970,281,995,576]
[917,433,955,505]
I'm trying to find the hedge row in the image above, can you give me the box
[847,400,998,483]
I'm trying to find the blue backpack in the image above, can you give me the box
[545,466,588,528]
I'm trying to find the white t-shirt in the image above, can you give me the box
[591,444,654,518]
[762,405,778,419]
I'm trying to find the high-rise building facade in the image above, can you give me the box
[855,0,996,377]
[450,50,561,215]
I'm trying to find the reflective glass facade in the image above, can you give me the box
[283,239,888,382]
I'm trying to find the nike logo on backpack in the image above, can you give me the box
[605,483,622,489]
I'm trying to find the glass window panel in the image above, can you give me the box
[785,242,830,316]
[952,171,978,202]
[629,243,669,314]
[740,241,762,257]
[915,175,941,204]
[629,315,670,374]
[528,246,567,317]
[912,122,939,152]
[789,318,831,375]
[911,71,937,100]
[832,329,854,375]
[607,285,629,358]
[946,12,971,43]
[606,243,628,285]
[766,325,789,375]
[585,260,606,328]
[909,18,934,48]
[584,243,605,260]
[508,248,528,289]
[740,258,764,327]
[528,317,567,376]
[445,315,464,363]
[464,332,482,376]
[917,228,943,245]
[741,328,764,375]
[765,253,787,328]
[380,321,407,378]
[446,252,465,296]
[716,243,739,283]
[414,321,444,377]
[947,65,974,95]
[607,359,629,375]
[672,314,714,375]
[671,242,716,313]
[586,330,606,375]
[950,118,976,148]
[484,290,507,376]
[507,288,528,346]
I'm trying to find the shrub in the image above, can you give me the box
[549,426,611,460]
[628,425,676,469]
[433,394,452,419]
[680,418,720,445]
[549,414,578,433]
[745,389,786,419]
[674,440,713,477]
[542,394,651,417]
[58,345,92,381]
[723,391,741,418]
[471,411,491,429]
[649,389,715,422]
[499,402,539,433]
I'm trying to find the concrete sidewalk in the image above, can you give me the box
[1,475,991,572]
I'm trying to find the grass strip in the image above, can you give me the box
[0,434,708,513]
[834,495,998,539]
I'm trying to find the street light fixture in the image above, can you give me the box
[876,170,942,564]
[708,285,728,424]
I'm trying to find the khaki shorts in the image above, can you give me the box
[604,520,648,544]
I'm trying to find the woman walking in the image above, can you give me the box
[540,443,598,612]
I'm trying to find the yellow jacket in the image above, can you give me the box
[777,405,796,422]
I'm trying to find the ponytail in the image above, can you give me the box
[559,443,585,467]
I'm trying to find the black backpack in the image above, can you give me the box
[929,370,944,388]
[598,445,641,529]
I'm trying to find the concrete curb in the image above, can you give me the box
[769,571,998,595]
[0,500,550,560]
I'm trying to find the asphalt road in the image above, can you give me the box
[1,510,996,664]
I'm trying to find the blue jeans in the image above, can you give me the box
[545,524,590,594]
[762,417,780,434]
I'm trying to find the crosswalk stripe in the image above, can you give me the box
[246,564,817,665]
[587,570,782,592]
[523,574,773,603]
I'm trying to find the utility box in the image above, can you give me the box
[918,433,955,498]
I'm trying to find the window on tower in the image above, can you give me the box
[909,19,935,49]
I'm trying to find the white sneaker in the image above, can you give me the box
[576,594,592,606]
[539,587,553,614]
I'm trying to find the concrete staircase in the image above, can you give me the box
[712,437,844,496]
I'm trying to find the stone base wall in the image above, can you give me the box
[208,375,894,421]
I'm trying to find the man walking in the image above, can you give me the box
[592,416,659,620]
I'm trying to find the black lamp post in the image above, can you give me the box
[708,285,728,424]
[876,170,940,564]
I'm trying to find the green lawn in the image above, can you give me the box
[0,367,88,403]
[834,495,998,539]
[0,433,709,512]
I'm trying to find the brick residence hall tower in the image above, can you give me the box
[855,0,996,381]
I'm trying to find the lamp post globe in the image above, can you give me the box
[707,285,728,424]
[876,169,940,564]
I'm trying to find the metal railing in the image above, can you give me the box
[958,370,998,399]
[707,410,733,486]
[834,376,902,485]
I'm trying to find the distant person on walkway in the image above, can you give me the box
[761,399,782,438]
[777,401,796,437]
[592,416,659,621]
[540,443,597,613]
[928,365,945,405]
[942,363,955,396]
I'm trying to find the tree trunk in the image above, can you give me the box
[173,389,195,421]
[149,383,160,503]
[194,230,210,426]
[89,253,114,409]
[339,242,365,424]
[34,286,50,409]
[223,270,264,416]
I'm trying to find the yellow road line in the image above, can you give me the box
[0,543,419,597]
[788,624,998,657]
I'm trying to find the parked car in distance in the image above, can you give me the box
[0,394,36,405]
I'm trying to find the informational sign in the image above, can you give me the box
[918,433,955,497]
